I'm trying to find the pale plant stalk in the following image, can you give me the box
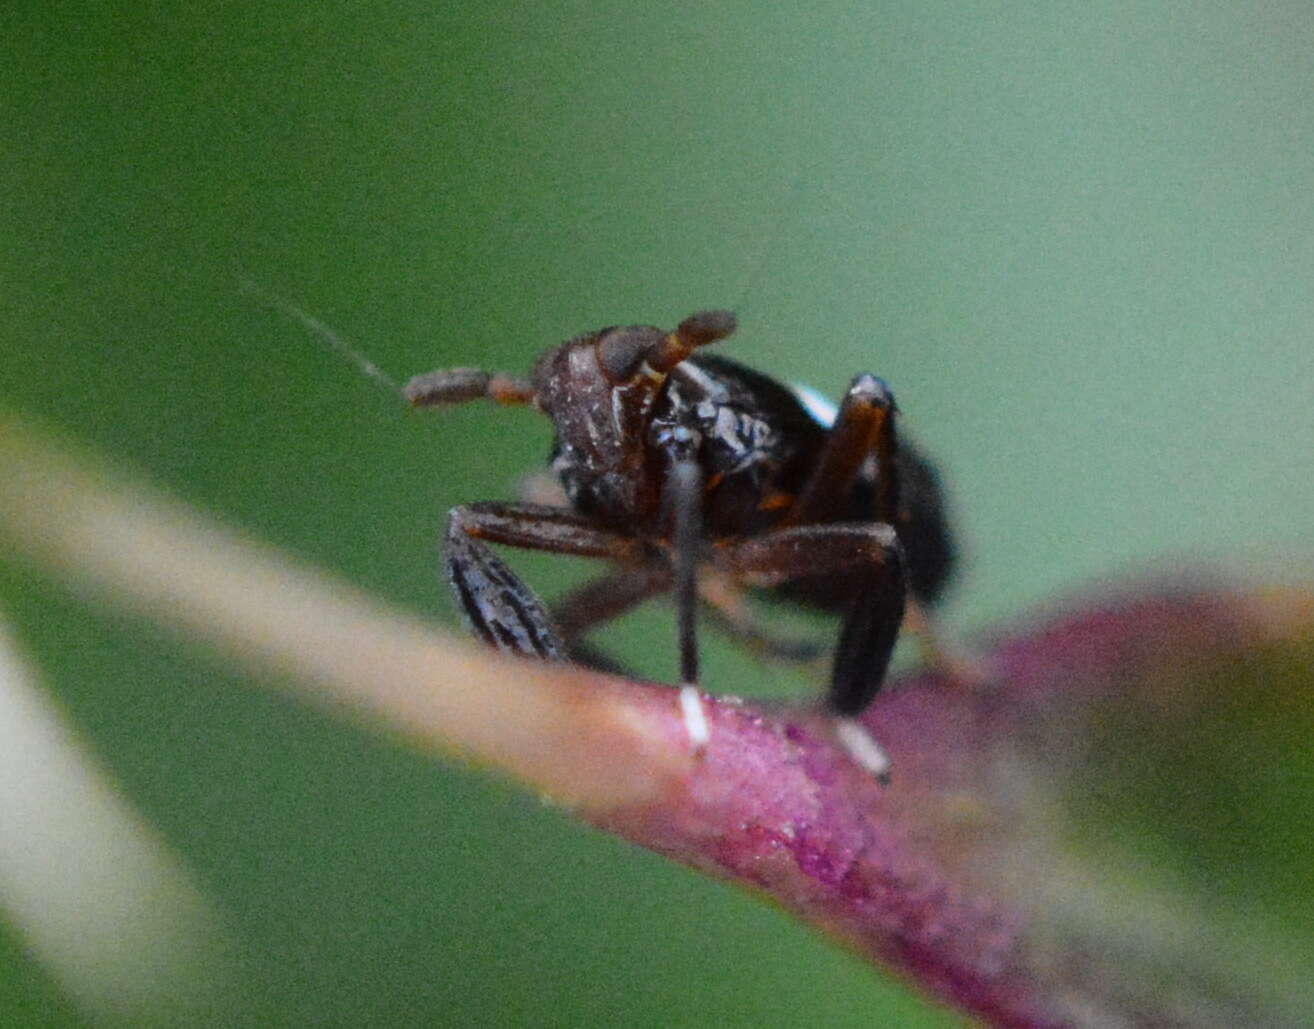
[0,615,231,1025]
[0,414,691,814]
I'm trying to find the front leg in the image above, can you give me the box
[448,500,714,754]
[444,502,638,662]
[719,522,905,781]
[785,374,967,692]
[717,522,906,716]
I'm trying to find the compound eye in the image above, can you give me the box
[597,326,660,383]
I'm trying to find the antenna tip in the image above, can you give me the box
[676,310,737,347]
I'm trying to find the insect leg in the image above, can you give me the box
[790,375,959,610]
[697,572,826,663]
[666,451,709,748]
[645,418,712,749]
[717,522,906,715]
[669,459,703,686]
[445,503,637,662]
[551,564,672,676]
[717,523,905,779]
[552,564,671,641]
[783,373,898,527]
[784,375,970,685]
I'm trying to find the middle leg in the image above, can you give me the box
[697,570,827,664]
[550,563,672,676]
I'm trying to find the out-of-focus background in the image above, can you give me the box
[4,2,1313,1026]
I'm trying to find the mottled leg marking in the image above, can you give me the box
[444,503,638,662]
[445,515,567,661]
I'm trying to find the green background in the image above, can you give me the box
[4,2,1313,1026]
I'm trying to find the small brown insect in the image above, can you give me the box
[408,311,955,773]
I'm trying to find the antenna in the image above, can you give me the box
[239,275,404,399]
[726,168,812,325]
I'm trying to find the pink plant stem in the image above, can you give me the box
[586,589,1278,1028]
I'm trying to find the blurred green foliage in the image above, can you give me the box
[4,1,1313,1025]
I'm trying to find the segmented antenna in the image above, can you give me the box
[239,276,404,399]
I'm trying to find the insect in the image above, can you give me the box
[405,310,955,774]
